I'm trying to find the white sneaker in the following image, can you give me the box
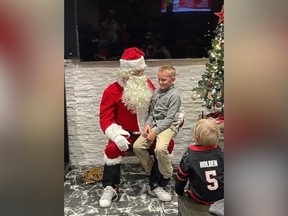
[99,186,118,208]
[151,187,172,202]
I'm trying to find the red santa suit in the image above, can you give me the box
[99,47,154,167]
[99,79,155,164]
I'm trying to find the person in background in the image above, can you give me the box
[100,10,121,46]
[99,10,123,59]
[144,32,156,59]
[153,39,172,59]
[175,119,224,205]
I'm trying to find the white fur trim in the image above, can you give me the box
[104,154,122,165]
[120,56,147,72]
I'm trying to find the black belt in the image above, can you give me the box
[127,131,141,136]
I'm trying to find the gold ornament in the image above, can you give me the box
[192,93,199,100]
[207,92,213,100]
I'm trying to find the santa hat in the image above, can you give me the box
[119,47,147,72]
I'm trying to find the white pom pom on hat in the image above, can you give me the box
[119,47,147,72]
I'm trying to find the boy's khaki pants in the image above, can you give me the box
[133,127,176,178]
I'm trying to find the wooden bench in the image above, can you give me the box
[178,194,212,216]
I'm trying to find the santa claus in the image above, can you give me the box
[99,47,182,207]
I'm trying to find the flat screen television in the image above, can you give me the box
[161,0,211,13]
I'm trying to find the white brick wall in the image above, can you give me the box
[65,59,212,167]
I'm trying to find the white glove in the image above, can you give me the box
[172,110,185,127]
[114,135,130,151]
[105,123,130,141]
[113,126,130,137]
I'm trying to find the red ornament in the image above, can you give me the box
[215,102,222,108]
[214,5,224,24]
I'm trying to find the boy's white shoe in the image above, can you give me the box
[99,186,118,208]
[150,187,172,202]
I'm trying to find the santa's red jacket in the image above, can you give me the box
[99,80,155,162]
[100,79,155,134]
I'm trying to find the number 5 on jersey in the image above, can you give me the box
[205,170,219,190]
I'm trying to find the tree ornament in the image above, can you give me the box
[207,92,213,100]
[206,101,213,109]
[215,101,222,108]
[215,6,224,24]
[207,81,214,87]
[192,93,199,100]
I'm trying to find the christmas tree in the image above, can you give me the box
[192,6,224,111]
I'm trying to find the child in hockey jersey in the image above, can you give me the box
[175,119,224,205]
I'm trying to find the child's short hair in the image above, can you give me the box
[194,119,221,147]
[158,65,176,78]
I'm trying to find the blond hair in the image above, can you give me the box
[194,119,220,147]
[158,65,176,78]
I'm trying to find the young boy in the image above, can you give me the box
[175,119,224,205]
[133,65,181,202]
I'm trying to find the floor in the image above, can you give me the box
[64,138,224,216]
[64,163,180,216]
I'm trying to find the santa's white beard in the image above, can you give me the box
[122,75,153,115]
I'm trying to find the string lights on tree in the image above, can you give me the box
[192,5,224,111]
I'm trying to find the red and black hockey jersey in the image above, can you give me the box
[175,144,224,205]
